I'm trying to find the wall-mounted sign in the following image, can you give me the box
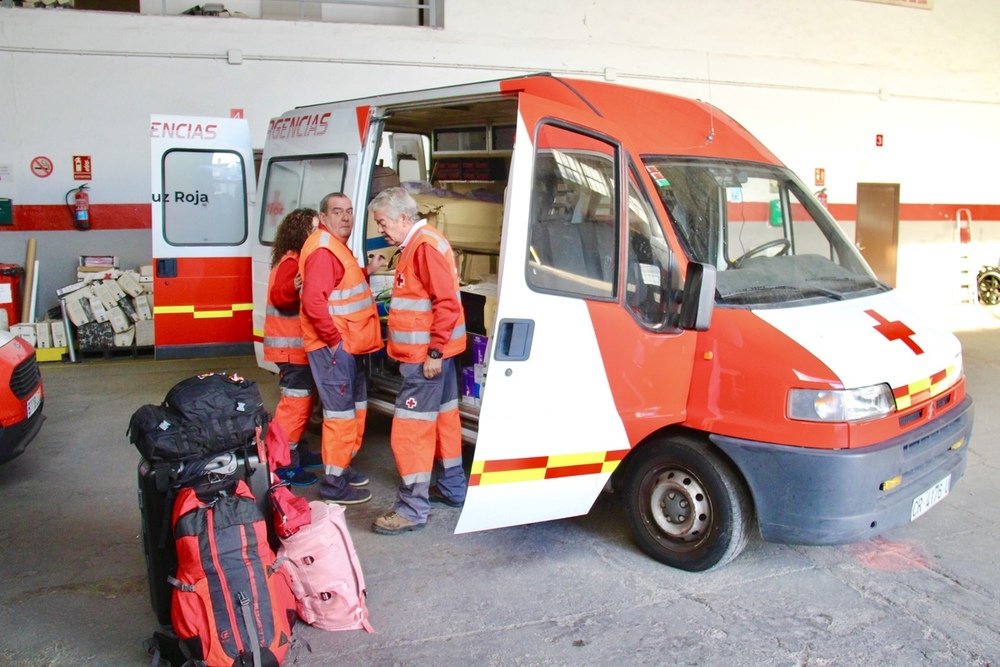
[73,155,93,181]
[30,156,53,178]
[876,134,884,147]
[231,108,244,119]
[814,168,825,187]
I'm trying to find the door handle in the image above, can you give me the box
[156,258,177,278]
[495,318,534,361]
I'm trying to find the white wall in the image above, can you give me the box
[1,0,998,313]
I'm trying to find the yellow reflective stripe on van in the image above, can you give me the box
[154,302,254,319]
[469,449,628,487]
[892,364,959,410]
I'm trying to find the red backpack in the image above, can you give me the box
[170,479,296,666]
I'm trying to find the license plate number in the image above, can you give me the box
[26,388,41,419]
[910,475,950,522]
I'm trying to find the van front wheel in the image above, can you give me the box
[622,436,753,572]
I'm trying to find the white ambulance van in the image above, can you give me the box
[250,75,971,571]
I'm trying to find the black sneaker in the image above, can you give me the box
[319,485,372,505]
[298,449,323,469]
[276,466,317,487]
[343,466,369,487]
[428,486,464,508]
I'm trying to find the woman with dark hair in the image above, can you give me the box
[263,207,323,485]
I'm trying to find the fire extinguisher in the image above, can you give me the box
[65,183,91,231]
[815,187,828,209]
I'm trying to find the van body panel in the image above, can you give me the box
[250,75,973,563]
[712,395,971,544]
[686,292,965,450]
[752,292,962,398]
[150,115,255,358]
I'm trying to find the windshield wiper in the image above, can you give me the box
[722,285,845,303]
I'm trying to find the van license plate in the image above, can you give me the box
[910,475,950,522]
[26,388,41,419]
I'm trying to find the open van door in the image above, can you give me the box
[456,93,695,533]
[150,115,255,359]
[251,105,376,369]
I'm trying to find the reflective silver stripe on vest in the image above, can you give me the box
[393,406,439,422]
[440,398,459,413]
[263,336,304,348]
[389,330,432,345]
[328,295,375,316]
[323,408,356,420]
[390,297,432,312]
[450,323,466,340]
[319,230,332,245]
[281,387,313,398]
[330,281,370,301]
[402,471,433,485]
[266,305,298,318]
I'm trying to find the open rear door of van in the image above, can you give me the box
[456,92,689,533]
[150,115,255,359]
[251,105,375,369]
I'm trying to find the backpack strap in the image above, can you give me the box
[237,591,262,667]
[167,575,196,593]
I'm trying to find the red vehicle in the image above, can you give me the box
[0,330,44,464]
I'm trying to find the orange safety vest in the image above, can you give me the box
[387,224,466,363]
[298,230,383,355]
[263,251,308,365]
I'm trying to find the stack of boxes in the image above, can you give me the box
[461,334,488,408]
[58,258,154,354]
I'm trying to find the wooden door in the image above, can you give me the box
[855,183,900,288]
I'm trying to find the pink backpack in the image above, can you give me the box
[277,501,374,633]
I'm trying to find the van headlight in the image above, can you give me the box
[787,384,895,423]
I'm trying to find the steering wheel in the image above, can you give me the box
[731,238,791,268]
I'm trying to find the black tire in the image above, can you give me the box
[622,435,753,572]
[978,271,1000,306]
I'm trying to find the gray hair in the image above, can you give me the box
[368,186,418,222]
[319,192,349,214]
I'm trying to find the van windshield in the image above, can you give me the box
[642,157,885,307]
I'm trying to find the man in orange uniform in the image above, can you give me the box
[263,207,323,485]
[300,193,385,504]
[368,187,468,534]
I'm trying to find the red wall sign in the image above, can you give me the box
[73,155,93,181]
[814,168,826,187]
[30,156,53,178]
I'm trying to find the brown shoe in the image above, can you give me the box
[371,511,425,535]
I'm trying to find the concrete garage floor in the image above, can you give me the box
[2,304,1000,666]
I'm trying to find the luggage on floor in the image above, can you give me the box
[128,372,269,463]
[277,500,374,633]
[138,450,271,627]
[170,479,296,666]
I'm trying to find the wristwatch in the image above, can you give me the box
[427,348,443,360]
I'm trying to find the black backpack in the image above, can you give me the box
[129,372,269,463]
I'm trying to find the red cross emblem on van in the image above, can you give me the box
[865,309,924,355]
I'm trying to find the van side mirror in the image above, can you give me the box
[676,262,716,331]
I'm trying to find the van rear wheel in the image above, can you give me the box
[622,435,753,572]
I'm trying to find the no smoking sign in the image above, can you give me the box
[31,156,54,178]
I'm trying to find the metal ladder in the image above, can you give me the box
[956,208,978,303]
